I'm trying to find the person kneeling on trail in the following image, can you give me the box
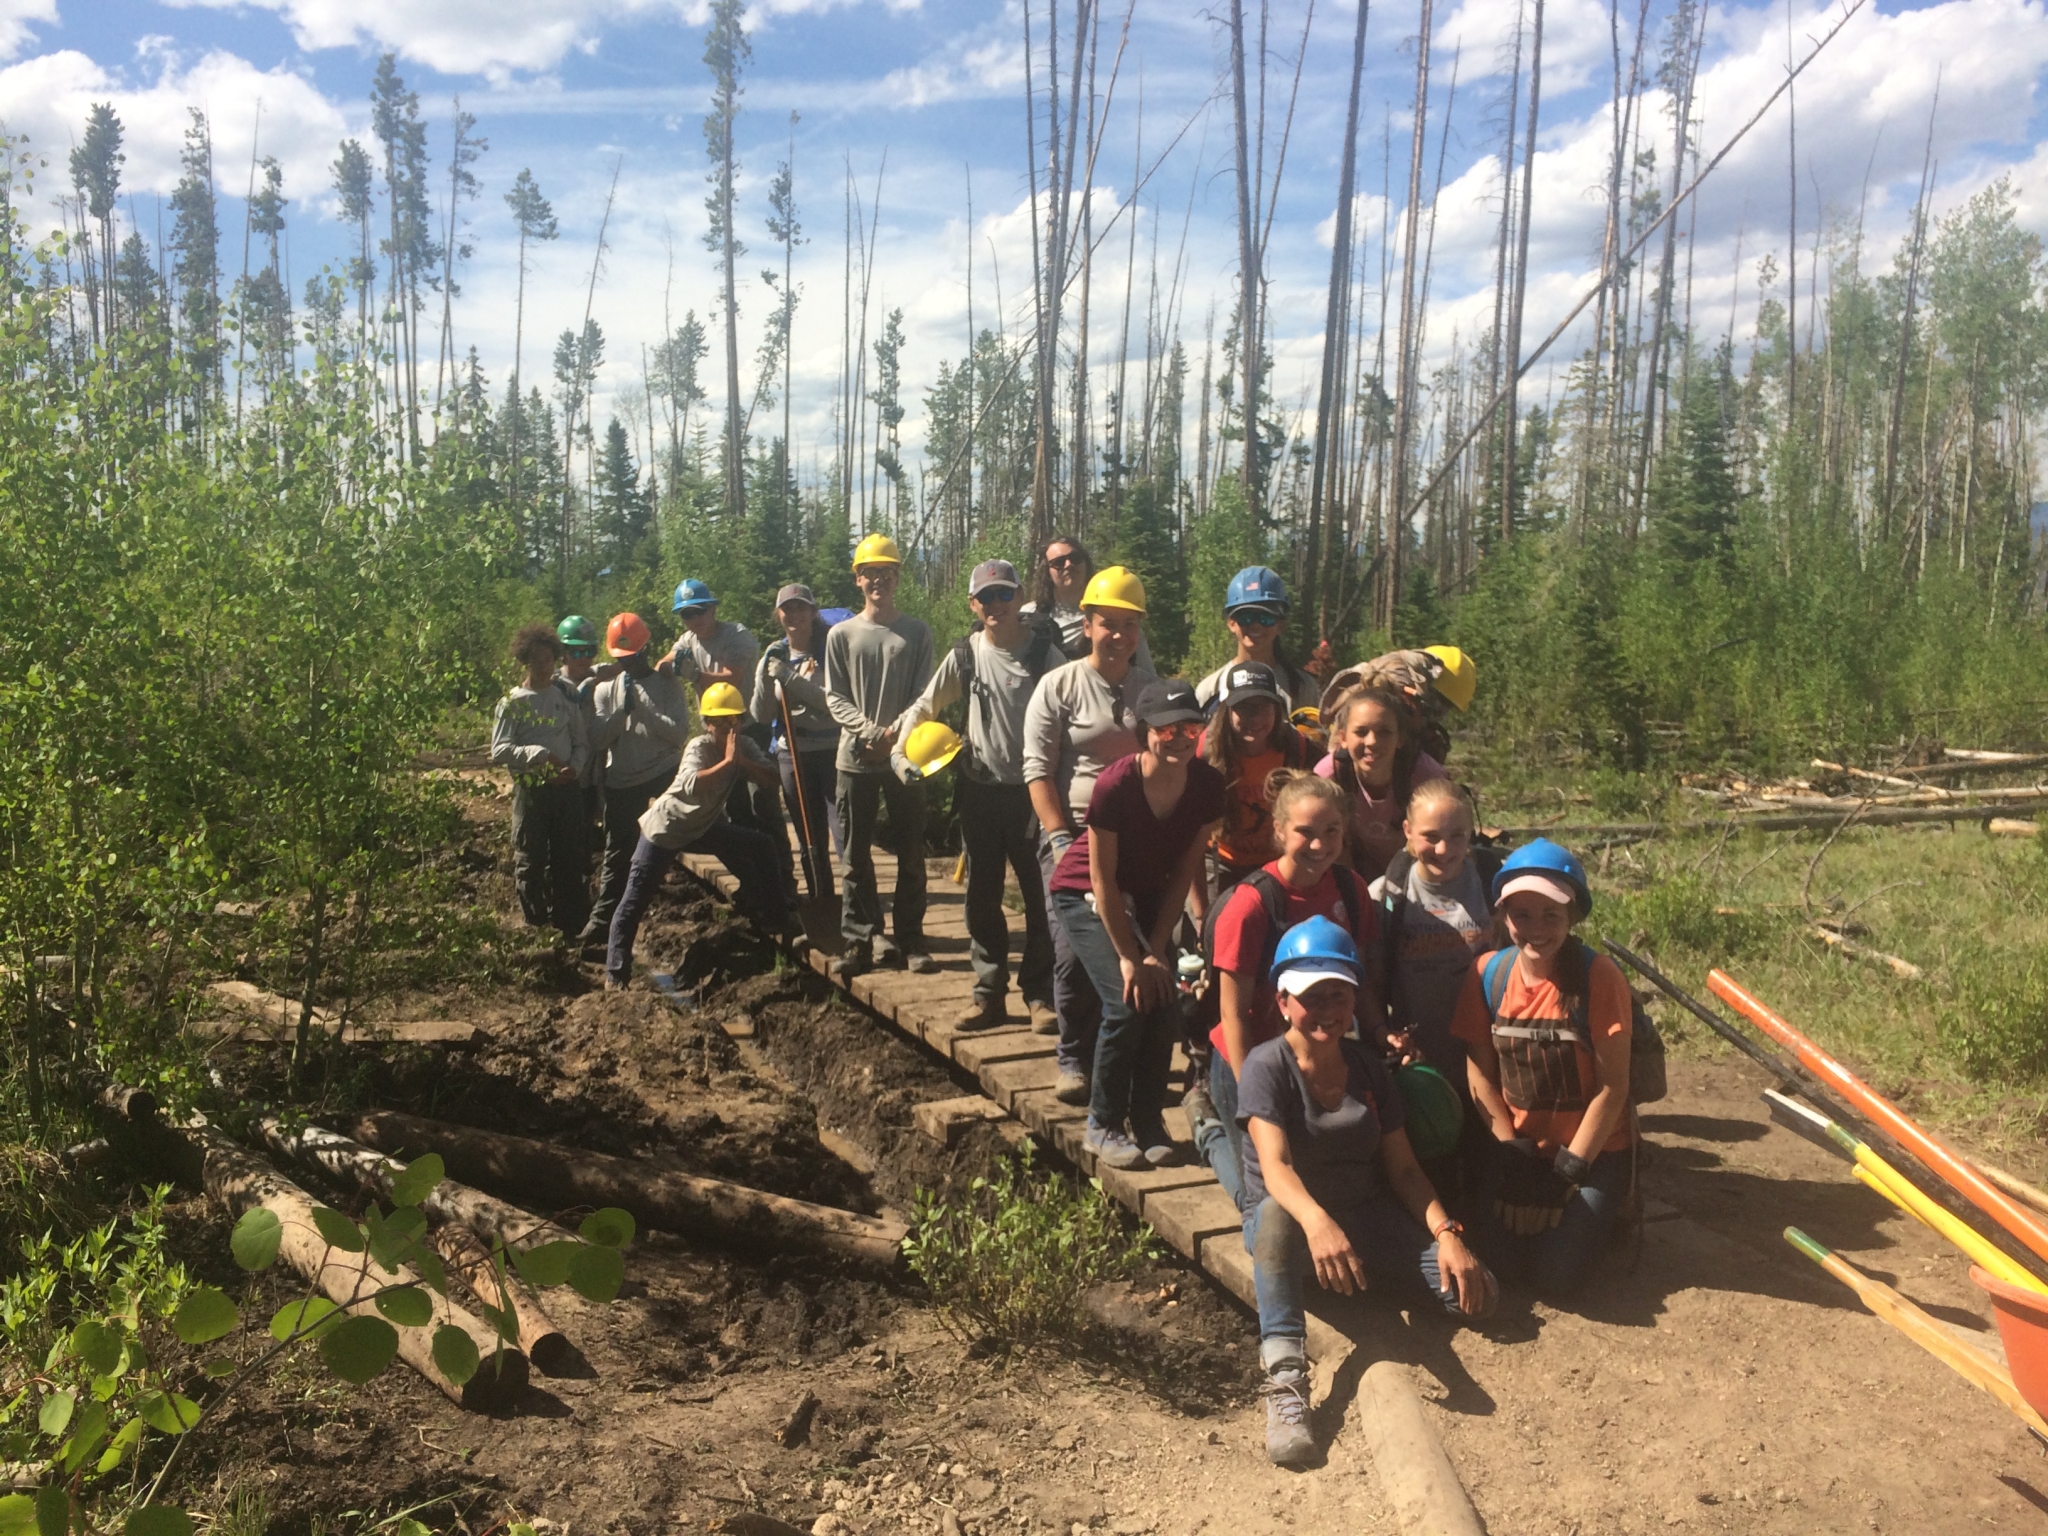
[604,682,788,990]
[1240,916,1496,1470]
[1450,838,1636,1301]
[1236,921,1499,1474]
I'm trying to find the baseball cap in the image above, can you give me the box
[1275,963,1360,997]
[775,583,816,609]
[1133,678,1204,729]
[969,558,1021,596]
[1221,661,1286,709]
[1498,873,1578,909]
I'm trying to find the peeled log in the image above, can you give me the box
[432,1223,580,1377]
[197,1127,527,1410]
[346,1109,908,1269]
[1356,1360,1488,1536]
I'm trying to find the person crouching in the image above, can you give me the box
[604,682,787,989]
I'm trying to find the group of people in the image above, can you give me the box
[490,535,1642,1471]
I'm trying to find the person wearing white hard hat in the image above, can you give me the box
[892,558,1061,1031]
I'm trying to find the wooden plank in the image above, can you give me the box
[950,1030,1055,1073]
[981,1056,1066,1111]
[1144,1183,1244,1256]
[1097,1161,1219,1211]
[911,1095,1010,1148]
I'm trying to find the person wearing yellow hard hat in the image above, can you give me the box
[603,681,788,989]
[1023,562,1160,1104]
[1020,533,1156,671]
[892,558,1062,1032]
[825,530,938,978]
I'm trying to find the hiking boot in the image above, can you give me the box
[1053,1069,1089,1106]
[1135,1125,1180,1168]
[955,997,1006,1032]
[1181,1080,1219,1133]
[905,951,939,975]
[1083,1122,1145,1171]
[1260,1351,1317,1469]
[1027,1001,1059,1035]
[830,945,870,979]
[873,936,904,969]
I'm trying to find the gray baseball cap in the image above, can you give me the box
[969,558,1022,596]
[774,583,816,609]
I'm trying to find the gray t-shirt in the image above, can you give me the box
[590,668,695,791]
[1020,599,1156,674]
[1236,1036,1404,1214]
[490,684,589,784]
[639,732,771,850]
[1194,657,1322,715]
[1378,859,1491,1077]
[1021,657,1160,825]
[893,630,1046,786]
[671,620,762,720]
[825,611,935,775]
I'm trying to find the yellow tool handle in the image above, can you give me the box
[1856,1148,2048,1296]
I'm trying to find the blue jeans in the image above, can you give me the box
[1470,1143,1632,1300]
[1039,839,1102,1079]
[1051,890,1178,1140]
[1197,1050,1247,1210]
[1245,1193,1459,1346]
[606,819,781,986]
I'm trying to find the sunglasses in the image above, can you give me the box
[976,586,1019,604]
[1046,553,1081,570]
[677,606,711,619]
[1149,720,1202,741]
[1233,608,1282,628]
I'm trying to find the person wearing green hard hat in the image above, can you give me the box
[1237,913,1495,1469]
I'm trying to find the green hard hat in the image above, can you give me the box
[1396,1063,1465,1161]
[557,615,600,652]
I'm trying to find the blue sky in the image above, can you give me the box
[4,0,2046,475]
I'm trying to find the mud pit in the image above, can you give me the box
[182,789,2048,1536]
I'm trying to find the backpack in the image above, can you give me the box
[949,620,1063,773]
[1479,937,1666,1110]
[1189,864,1375,1041]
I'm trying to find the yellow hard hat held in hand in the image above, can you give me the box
[1081,564,1147,614]
[1423,644,1477,711]
[901,720,964,781]
[852,532,903,571]
[698,682,748,718]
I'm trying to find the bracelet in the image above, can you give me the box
[1430,1218,1464,1240]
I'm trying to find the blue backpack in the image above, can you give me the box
[1479,938,1665,1108]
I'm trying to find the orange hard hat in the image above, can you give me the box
[606,612,651,657]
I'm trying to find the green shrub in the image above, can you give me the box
[1602,871,1775,959]
[903,1144,1154,1350]
[1938,945,2048,1084]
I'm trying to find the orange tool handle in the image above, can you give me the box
[1712,969,2048,1267]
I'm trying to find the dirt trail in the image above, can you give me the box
[180,786,2048,1536]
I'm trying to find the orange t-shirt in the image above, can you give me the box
[1209,744,1286,870]
[1450,948,1635,1155]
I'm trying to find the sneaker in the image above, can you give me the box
[955,997,1005,1032]
[1181,1080,1219,1132]
[905,951,939,975]
[1053,1069,1089,1106]
[1135,1127,1180,1168]
[873,936,904,969]
[1082,1122,1145,1171]
[1027,1001,1059,1035]
[603,975,631,994]
[830,946,870,979]
[1262,1360,1317,1469]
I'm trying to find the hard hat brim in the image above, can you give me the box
[1082,598,1147,615]
[1275,964,1359,996]
[919,741,964,775]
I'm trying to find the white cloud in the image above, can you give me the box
[0,0,54,62]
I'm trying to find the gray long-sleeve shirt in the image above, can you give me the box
[589,668,696,791]
[1021,657,1159,825]
[490,684,590,783]
[751,635,841,756]
[669,620,762,721]
[892,630,1043,786]
[825,611,934,775]
[639,732,773,850]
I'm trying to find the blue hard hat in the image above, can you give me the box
[1225,565,1289,616]
[1492,837,1592,916]
[672,578,717,613]
[1269,915,1361,988]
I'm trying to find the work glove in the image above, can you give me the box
[765,654,795,685]
[1494,1138,1577,1236]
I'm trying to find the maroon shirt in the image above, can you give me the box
[1051,754,1228,926]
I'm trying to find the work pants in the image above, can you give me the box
[1039,838,1103,1080]
[958,777,1054,1009]
[584,776,666,938]
[778,746,841,900]
[838,770,927,952]
[1246,1194,1458,1347]
[1050,890,1177,1142]
[511,779,589,936]
[732,723,799,907]
[1470,1144,1632,1301]
[605,820,781,987]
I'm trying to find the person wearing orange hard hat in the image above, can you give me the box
[576,610,698,955]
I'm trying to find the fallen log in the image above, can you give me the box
[1989,818,2039,838]
[197,1126,527,1410]
[432,1224,580,1376]
[200,982,487,1047]
[1503,792,2048,841]
[1898,752,2048,781]
[1812,926,1924,981]
[346,1109,908,1269]
[1356,1361,1488,1536]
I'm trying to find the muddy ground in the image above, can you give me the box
[157,779,2048,1536]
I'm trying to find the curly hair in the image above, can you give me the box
[512,622,561,668]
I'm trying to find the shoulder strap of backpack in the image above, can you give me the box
[1025,619,1061,678]
[1481,946,1517,1021]
[1247,868,1291,982]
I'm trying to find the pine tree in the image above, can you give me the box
[168,109,220,417]
[330,139,376,351]
[68,103,123,346]
[596,416,653,561]
[503,168,558,527]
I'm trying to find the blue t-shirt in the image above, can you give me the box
[1236,1035,1404,1214]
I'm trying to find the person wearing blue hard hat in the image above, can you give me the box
[1450,836,1637,1301]
[1236,914,1495,1468]
[1193,566,1320,716]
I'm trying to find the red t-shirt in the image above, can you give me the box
[1207,862,1375,1058]
[1051,755,1228,925]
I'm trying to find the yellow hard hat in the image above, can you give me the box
[698,681,747,719]
[1080,564,1147,614]
[851,532,903,571]
[902,720,963,778]
[1422,645,1476,711]
[1289,705,1325,745]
